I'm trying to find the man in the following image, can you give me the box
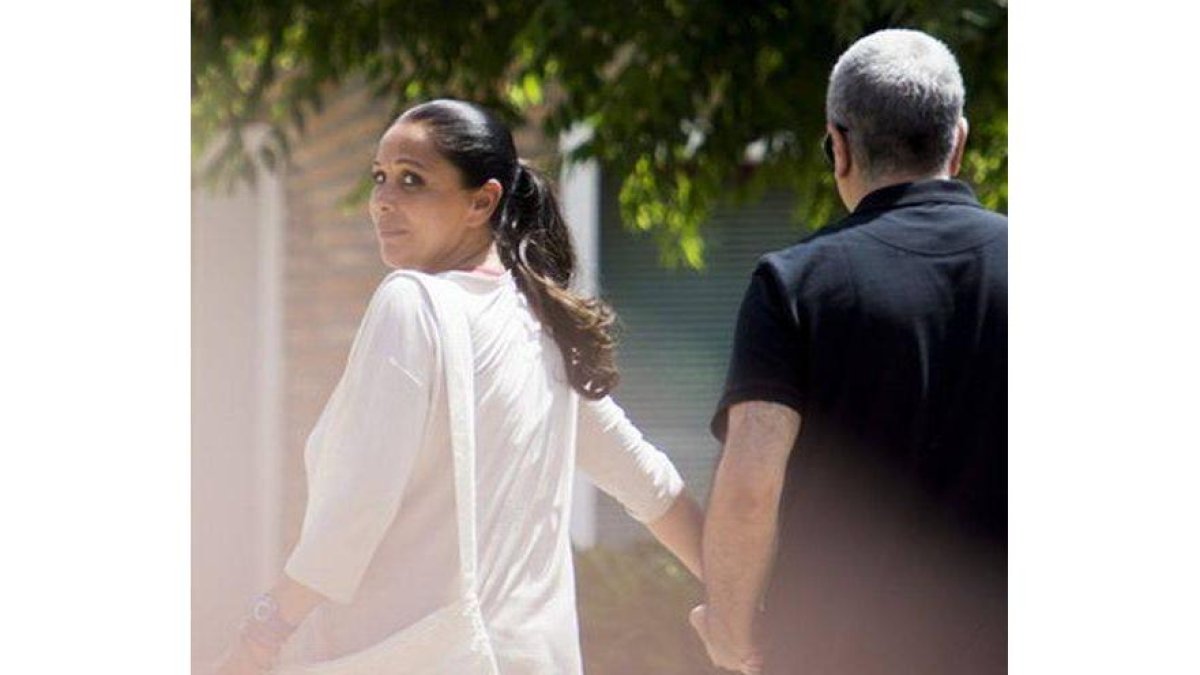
[691,29,1007,674]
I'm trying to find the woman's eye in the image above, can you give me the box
[400,171,424,187]
[371,170,386,185]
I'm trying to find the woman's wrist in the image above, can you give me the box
[244,592,298,644]
[234,591,298,671]
[234,633,278,671]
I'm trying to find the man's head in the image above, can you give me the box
[825,29,969,208]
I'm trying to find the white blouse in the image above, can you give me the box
[278,269,685,674]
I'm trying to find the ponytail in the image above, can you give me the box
[496,161,619,399]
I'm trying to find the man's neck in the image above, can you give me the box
[846,171,950,211]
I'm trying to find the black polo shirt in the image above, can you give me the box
[712,179,1007,674]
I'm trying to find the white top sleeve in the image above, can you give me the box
[576,396,685,524]
[285,274,438,604]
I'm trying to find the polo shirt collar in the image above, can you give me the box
[852,179,981,216]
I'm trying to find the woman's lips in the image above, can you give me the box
[377,229,408,238]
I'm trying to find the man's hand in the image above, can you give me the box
[690,604,764,674]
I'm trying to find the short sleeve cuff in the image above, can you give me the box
[284,543,360,605]
[710,382,806,442]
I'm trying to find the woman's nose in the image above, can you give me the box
[371,191,394,215]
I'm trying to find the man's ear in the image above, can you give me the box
[828,122,853,179]
[948,117,970,177]
[466,179,503,229]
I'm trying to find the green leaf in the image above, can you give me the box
[193,0,1007,268]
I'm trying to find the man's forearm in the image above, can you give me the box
[702,400,801,650]
[702,456,783,645]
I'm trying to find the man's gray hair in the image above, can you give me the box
[826,29,965,179]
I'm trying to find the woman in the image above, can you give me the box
[215,99,704,674]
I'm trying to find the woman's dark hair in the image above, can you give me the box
[398,99,618,399]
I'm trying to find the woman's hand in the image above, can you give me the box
[211,638,275,675]
[689,604,764,675]
[211,577,322,675]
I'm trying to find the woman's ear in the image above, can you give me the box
[466,179,503,229]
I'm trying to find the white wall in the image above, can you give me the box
[560,126,601,550]
[191,147,284,665]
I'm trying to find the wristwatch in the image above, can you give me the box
[241,593,297,652]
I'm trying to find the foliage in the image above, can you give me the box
[193,0,1007,267]
[574,541,721,674]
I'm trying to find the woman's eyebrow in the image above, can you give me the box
[371,155,428,169]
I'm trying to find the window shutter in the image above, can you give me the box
[594,172,813,545]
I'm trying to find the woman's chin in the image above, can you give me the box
[378,244,410,270]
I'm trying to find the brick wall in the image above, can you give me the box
[278,84,389,552]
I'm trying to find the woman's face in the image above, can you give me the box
[369,120,496,271]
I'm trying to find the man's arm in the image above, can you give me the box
[702,400,801,662]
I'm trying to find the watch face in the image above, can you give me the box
[251,595,277,622]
